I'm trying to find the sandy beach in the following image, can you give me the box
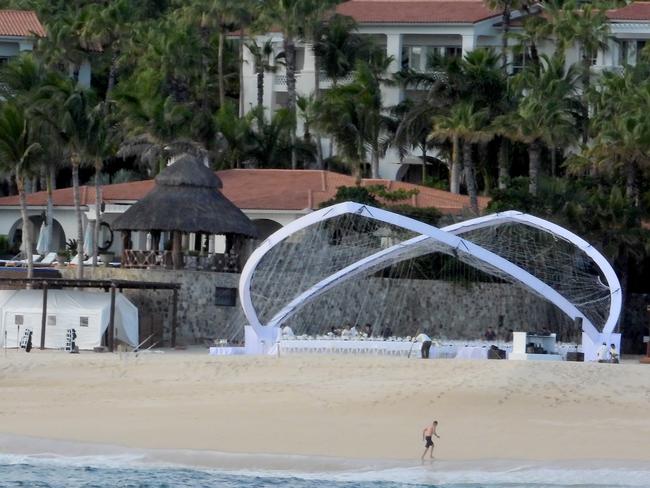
[0,349,649,464]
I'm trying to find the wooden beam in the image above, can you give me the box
[108,284,116,352]
[171,288,178,348]
[39,282,48,350]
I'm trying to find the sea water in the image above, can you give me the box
[1,453,649,488]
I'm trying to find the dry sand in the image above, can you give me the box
[0,349,649,463]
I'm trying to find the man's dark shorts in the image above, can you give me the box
[425,436,433,448]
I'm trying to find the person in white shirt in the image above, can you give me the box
[349,325,358,337]
[414,332,432,359]
[282,325,295,338]
[596,342,609,362]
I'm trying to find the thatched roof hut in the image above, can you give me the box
[113,154,257,237]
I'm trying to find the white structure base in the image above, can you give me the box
[508,352,563,361]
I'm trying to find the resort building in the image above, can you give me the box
[240,0,650,180]
[0,9,91,88]
[0,168,487,269]
[0,10,44,63]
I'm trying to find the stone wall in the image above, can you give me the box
[290,278,576,341]
[61,268,243,346]
[61,268,582,346]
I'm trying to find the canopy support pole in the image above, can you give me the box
[171,288,178,348]
[39,282,48,350]
[109,284,116,352]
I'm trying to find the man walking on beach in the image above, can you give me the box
[421,420,440,460]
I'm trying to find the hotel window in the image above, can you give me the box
[80,316,89,327]
[14,314,23,325]
[620,40,647,65]
[47,315,56,326]
[512,52,531,74]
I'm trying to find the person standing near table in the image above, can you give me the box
[415,332,432,359]
[421,420,440,460]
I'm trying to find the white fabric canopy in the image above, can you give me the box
[0,289,138,350]
[36,222,52,255]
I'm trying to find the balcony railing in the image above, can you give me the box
[121,250,241,273]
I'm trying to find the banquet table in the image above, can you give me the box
[209,346,246,356]
[454,346,489,360]
[278,339,459,358]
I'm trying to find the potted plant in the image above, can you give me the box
[56,248,70,264]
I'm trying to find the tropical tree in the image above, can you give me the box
[245,39,277,122]
[32,77,99,278]
[431,101,491,213]
[258,0,334,169]
[0,104,42,278]
[551,1,609,143]
[316,60,393,178]
[496,55,580,195]
[483,0,526,71]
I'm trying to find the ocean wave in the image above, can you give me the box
[1,452,649,487]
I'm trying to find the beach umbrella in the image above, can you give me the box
[83,221,94,256]
[36,222,51,255]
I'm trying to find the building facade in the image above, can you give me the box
[240,0,650,180]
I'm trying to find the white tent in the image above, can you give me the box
[0,289,139,350]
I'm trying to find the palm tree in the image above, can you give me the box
[431,102,490,213]
[551,1,609,143]
[78,0,138,99]
[32,78,99,278]
[246,39,277,121]
[258,0,331,169]
[496,55,580,195]
[483,0,526,71]
[0,104,42,279]
[392,98,438,183]
[316,60,393,178]
[585,68,650,206]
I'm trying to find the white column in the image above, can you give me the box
[462,35,476,56]
[383,34,404,107]
[208,235,215,254]
[386,34,403,73]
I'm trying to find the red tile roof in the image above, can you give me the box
[0,169,488,215]
[607,2,650,21]
[336,0,499,24]
[0,10,45,38]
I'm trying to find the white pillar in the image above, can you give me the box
[383,34,404,107]
[386,34,403,73]
[208,235,215,254]
[462,35,476,56]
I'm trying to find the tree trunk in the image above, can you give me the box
[498,138,509,190]
[371,144,380,179]
[450,134,461,194]
[46,165,54,252]
[284,36,298,169]
[528,141,541,196]
[257,66,264,114]
[239,29,245,118]
[314,52,324,169]
[421,140,427,183]
[218,30,226,108]
[92,160,102,271]
[501,3,512,73]
[17,175,33,279]
[581,50,591,145]
[550,146,557,177]
[625,160,639,207]
[463,140,479,214]
[106,49,119,100]
[72,159,84,279]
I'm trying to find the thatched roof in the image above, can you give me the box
[112,154,257,237]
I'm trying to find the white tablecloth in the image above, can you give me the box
[454,346,489,360]
[209,346,245,356]
[278,339,459,358]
